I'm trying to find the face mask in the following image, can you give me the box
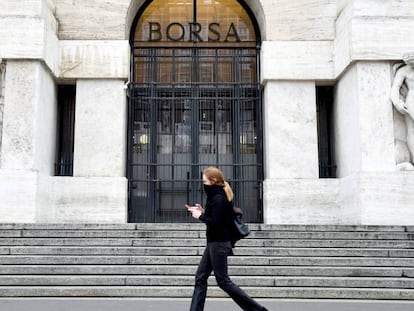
[203,184,213,195]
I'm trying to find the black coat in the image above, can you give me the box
[199,185,234,243]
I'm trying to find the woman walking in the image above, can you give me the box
[185,167,268,311]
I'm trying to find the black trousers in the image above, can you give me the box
[189,241,266,311]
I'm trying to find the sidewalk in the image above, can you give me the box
[0,298,413,311]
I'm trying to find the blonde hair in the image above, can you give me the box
[203,167,234,202]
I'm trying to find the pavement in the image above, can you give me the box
[0,298,414,311]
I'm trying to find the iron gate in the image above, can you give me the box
[127,46,263,223]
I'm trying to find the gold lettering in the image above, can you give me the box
[189,22,203,42]
[224,22,241,42]
[148,22,162,42]
[208,23,220,42]
[146,22,243,43]
[166,23,185,41]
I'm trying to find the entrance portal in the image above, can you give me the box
[128,0,263,223]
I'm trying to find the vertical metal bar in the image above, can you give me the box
[193,0,197,23]
[171,49,178,222]
[214,48,220,166]
[149,48,157,222]
[256,84,264,222]
[186,171,190,207]
[191,77,199,205]
[126,83,133,222]
[233,49,242,205]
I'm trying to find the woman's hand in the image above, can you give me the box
[185,204,204,219]
[191,209,203,219]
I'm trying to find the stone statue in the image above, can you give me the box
[390,52,414,170]
[0,59,6,154]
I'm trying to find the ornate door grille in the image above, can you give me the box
[127,46,263,223]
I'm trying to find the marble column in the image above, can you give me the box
[263,81,319,179]
[74,79,126,177]
[334,61,395,178]
[0,60,57,222]
[334,61,414,225]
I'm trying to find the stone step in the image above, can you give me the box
[0,276,413,289]
[0,255,413,267]
[0,223,412,299]
[236,248,414,258]
[1,223,413,232]
[0,265,413,277]
[1,238,413,248]
[1,229,412,240]
[0,298,413,311]
[0,286,413,300]
[2,246,199,256]
[3,246,414,257]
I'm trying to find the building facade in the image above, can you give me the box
[0,0,414,224]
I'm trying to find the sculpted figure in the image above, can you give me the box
[390,53,414,170]
[0,60,5,151]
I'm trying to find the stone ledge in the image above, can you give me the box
[335,12,414,76]
[58,40,129,79]
[261,41,334,81]
[0,16,44,59]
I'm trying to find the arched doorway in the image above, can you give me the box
[127,0,263,223]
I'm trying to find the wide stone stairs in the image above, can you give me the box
[0,223,413,299]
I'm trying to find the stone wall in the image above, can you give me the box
[0,0,129,223]
[261,0,414,225]
[1,0,414,224]
[55,0,131,40]
[0,0,59,74]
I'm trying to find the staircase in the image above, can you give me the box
[0,223,413,299]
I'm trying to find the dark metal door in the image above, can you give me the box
[127,65,263,223]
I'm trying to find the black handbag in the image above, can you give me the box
[232,206,250,239]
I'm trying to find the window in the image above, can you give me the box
[55,85,76,176]
[316,86,336,178]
